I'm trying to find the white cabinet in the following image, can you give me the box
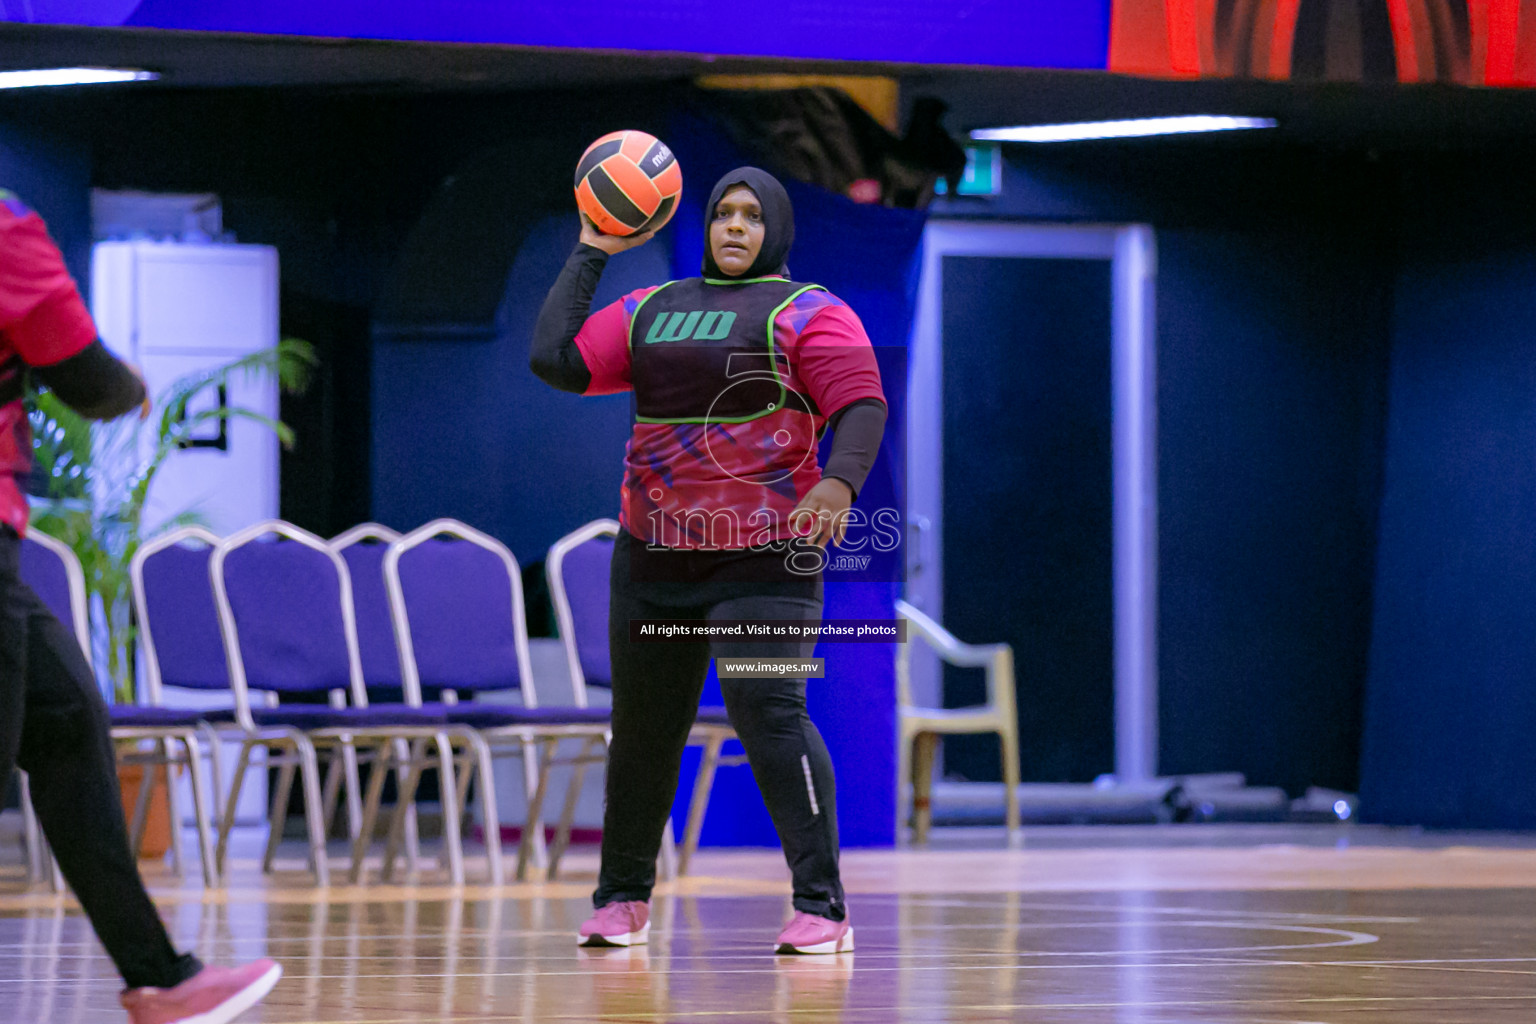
[90,242,280,536]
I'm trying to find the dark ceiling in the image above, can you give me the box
[5,22,1536,152]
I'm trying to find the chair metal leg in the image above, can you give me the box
[216,739,257,876]
[453,745,475,827]
[264,755,298,875]
[392,737,422,874]
[18,772,45,886]
[517,738,556,882]
[912,732,939,845]
[999,724,1022,837]
[320,751,344,840]
[547,737,598,880]
[23,768,65,894]
[341,738,364,843]
[197,722,225,833]
[680,731,726,876]
[349,741,393,885]
[658,816,679,882]
[127,757,156,858]
[520,741,548,872]
[462,730,503,887]
[163,741,189,879]
[180,732,220,886]
[381,740,426,884]
[433,731,465,887]
[404,803,422,872]
[293,736,330,886]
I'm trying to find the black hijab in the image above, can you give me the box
[701,166,795,280]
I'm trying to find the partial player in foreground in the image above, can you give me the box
[0,189,281,1024]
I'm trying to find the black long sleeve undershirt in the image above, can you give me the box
[33,339,147,421]
[530,242,885,498]
[529,243,608,394]
[823,398,886,500]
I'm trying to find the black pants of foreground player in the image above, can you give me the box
[594,580,844,921]
[0,529,201,990]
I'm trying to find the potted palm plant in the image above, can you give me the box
[24,339,315,855]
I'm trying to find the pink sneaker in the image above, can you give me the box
[121,959,283,1024]
[578,900,650,947]
[775,911,854,954]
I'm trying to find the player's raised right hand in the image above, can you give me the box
[580,214,654,256]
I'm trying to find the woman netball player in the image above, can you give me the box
[531,166,886,954]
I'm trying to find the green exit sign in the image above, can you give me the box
[935,143,1002,197]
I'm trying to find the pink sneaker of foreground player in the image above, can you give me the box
[775,912,854,954]
[578,900,651,947]
[121,959,283,1024]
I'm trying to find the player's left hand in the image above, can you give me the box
[790,478,854,548]
[126,362,152,420]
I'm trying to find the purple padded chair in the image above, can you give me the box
[546,518,743,877]
[331,524,406,695]
[120,526,243,885]
[19,531,224,889]
[211,520,457,886]
[20,530,88,644]
[382,519,611,884]
[329,523,428,876]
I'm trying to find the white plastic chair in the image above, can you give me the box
[895,598,1020,842]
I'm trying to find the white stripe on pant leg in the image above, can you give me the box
[800,754,820,816]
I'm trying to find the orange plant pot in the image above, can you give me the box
[116,762,173,860]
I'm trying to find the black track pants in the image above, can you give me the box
[0,531,200,989]
[593,580,845,921]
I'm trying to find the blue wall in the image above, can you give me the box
[1155,221,1390,794]
[371,213,666,562]
[1360,165,1536,829]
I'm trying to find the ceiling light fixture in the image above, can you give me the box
[0,68,159,90]
[971,116,1277,143]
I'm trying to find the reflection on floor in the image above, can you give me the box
[3,828,1535,1022]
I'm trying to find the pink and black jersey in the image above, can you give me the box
[0,192,99,535]
[573,274,884,549]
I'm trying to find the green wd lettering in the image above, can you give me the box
[695,311,735,340]
[643,310,737,343]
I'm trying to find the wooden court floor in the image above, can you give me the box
[3,837,1536,1023]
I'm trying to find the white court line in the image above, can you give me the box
[1189,955,1536,978]
[887,894,1425,923]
